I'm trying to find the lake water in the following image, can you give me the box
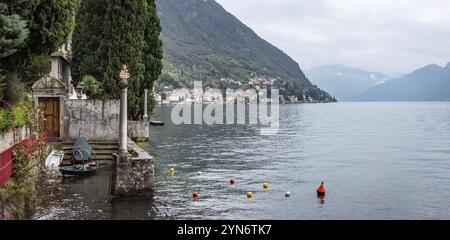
[35,102,450,220]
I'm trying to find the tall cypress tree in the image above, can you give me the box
[72,0,163,119]
[71,1,106,89]
[142,0,163,113]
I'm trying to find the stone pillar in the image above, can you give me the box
[111,65,154,198]
[118,65,130,156]
[143,89,149,121]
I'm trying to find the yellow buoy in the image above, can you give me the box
[263,182,269,190]
[170,168,175,175]
[247,192,253,198]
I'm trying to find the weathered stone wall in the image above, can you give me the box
[128,121,149,140]
[0,127,29,154]
[63,100,120,141]
[110,139,154,197]
[63,100,150,142]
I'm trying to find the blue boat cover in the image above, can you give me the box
[73,137,92,161]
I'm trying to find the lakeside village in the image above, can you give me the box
[155,75,322,105]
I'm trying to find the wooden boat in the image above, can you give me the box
[59,137,97,177]
[150,121,165,126]
[60,164,96,178]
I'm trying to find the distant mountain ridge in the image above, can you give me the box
[356,63,450,101]
[307,65,389,101]
[155,0,334,102]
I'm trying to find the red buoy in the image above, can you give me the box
[193,192,198,198]
[316,182,326,196]
[230,179,235,185]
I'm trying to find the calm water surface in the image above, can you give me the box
[35,102,450,220]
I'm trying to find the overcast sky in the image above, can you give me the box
[215,0,450,76]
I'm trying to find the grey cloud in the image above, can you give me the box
[215,0,450,76]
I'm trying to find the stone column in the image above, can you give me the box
[118,65,130,157]
[143,89,149,121]
[111,65,154,198]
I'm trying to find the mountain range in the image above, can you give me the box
[307,65,389,101]
[155,0,334,102]
[356,63,450,101]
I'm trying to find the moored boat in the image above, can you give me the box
[59,137,97,177]
[59,164,96,178]
[150,121,165,126]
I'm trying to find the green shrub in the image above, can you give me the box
[12,104,27,129]
[80,74,103,99]
[0,107,12,132]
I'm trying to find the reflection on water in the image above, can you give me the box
[317,195,326,207]
[35,102,450,220]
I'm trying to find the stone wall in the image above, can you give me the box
[0,127,30,154]
[128,121,149,141]
[63,100,120,141]
[110,139,154,197]
[63,99,150,142]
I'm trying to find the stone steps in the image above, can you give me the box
[62,145,118,151]
[61,141,118,162]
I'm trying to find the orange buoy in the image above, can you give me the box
[230,179,235,185]
[316,182,326,196]
[193,192,198,198]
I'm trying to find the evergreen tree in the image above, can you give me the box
[142,0,163,112]
[0,0,79,103]
[72,0,163,119]
[71,0,106,89]
[0,4,29,58]
[0,0,80,71]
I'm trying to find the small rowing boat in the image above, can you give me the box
[60,164,96,178]
[150,121,165,126]
[59,137,97,177]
